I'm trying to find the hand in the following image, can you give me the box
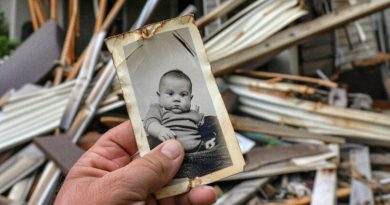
[55,121,216,205]
[158,126,176,141]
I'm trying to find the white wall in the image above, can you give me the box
[0,0,65,40]
[0,1,12,33]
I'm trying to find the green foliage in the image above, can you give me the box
[0,11,19,57]
[0,36,19,57]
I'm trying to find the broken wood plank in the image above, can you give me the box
[235,69,338,88]
[245,144,329,171]
[230,85,390,127]
[8,172,36,203]
[226,75,317,94]
[237,96,390,137]
[28,0,39,31]
[100,116,127,128]
[311,169,337,205]
[34,136,84,174]
[239,103,390,146]
[370,153,390,165]
[263,186,351,205]
[211,0,390,76]
[350,147,374,205]
[229,115,344,144]
[353,52,390,67]
[0,144,45,194]
[94,0,108,33]
[214,178,269,205]
[223,160,334,181]
[78,131,102,150]
[33,0,47,27]
[101,0,126,31]
[59,0,125,130]
[50,0,58,22]
[53,0,79,85]
[292,144,339,166]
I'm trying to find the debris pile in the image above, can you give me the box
[1,0,390,204]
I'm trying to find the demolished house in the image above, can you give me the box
[1,0,390,204]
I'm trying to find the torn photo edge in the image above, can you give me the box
[104,15,245,199]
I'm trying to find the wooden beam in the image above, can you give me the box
[230,115,345,144]
[53,0,79,85]
[235,70,338,88]
[33,0,47,27]
[50,0,58,22]
[60,0,126,129]
[237,96,390,138]
[211,0,390,76]
[100,0,125,32]
[65,0,124,81]
[78,131,102,150]
[370,153,390,165]
[8,172,36,203]
[0,145,45,194]
[352,52,390,67]
[223,160,334,181]
[239,103,390,146]
[195,0,245,28]
[100,116,127,128]
[94,0,108,33]
[226,75,317,94]
[311,169,337,205]
[28,0,39,31]
[245,144,329,171]
[214,178,269,205]
[263,186,351,205]
[230,85,390,127]
[66,48,86,81]
[350,147,374,205]
[292,144,339,166]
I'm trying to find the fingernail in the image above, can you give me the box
[201,186,215,190]
[161,141,181,160]
[203,186,218,201]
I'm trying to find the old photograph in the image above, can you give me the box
[105,16,244,197]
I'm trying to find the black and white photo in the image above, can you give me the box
[105,16,244,198]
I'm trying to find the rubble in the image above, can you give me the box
[1,0,390,204]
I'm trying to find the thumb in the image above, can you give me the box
[102,140,184,202]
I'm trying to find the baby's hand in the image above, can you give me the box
[158,127,176,141]
[205,137,216,150]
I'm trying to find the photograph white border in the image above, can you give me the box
[105,16,244,198]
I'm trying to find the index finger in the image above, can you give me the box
[76,120,138,172]
[94,120,138,156]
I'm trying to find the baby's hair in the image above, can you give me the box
[159,69,192,92]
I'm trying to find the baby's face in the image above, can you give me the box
[158,77,192,114]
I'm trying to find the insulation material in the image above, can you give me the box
[205,0,307,61]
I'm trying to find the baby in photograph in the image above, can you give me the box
[144,69,231,178]
[144,69,214,153]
